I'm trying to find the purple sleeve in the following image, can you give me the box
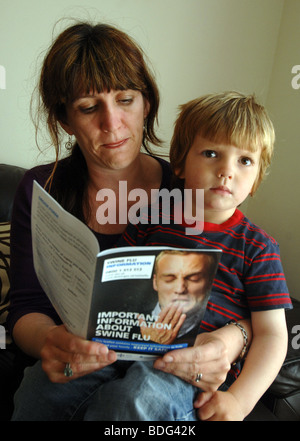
[7,168,62,336]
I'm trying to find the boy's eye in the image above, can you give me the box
[240,157,253,166]
[202,150,217,158]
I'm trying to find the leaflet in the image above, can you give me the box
[32,181,221,360]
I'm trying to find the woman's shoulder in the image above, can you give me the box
[22,158,70,186]
[15,159,69,205]
[24,162,53,181]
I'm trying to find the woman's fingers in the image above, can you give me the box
[153,333,231,392]
[40,325,117,382]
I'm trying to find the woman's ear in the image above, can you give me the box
[143,98,150,119]
[59,120,74,136]
[174,166,185,179]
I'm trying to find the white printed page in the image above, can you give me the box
[31,181,99,338]
[101,255,155,282]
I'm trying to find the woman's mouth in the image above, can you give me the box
[102,138,129,149]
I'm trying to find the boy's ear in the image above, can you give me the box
[249,176,259,197]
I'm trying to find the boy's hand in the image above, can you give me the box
[194,390,245,421]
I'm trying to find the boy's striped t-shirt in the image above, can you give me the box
[118,207,292,333]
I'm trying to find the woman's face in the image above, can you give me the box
[61,89,150,172]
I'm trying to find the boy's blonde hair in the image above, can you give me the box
[169,91,275,195]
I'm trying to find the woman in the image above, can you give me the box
[7,22,251,420]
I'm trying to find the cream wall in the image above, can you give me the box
[1,0,299,298]
[247,0,300,300]
[1,0,283,165]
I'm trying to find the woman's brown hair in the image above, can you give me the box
[38,22,161,155]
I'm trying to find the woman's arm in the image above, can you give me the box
[9,170,117,383]
[153,318,252,392]
[12,313,57,359]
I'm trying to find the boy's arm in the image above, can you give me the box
[196,308,288,420]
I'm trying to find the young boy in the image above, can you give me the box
[94,92,292,421]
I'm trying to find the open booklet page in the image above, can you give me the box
[32,181,221,360]
[32,180,99,337]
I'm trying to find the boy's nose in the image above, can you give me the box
[218,170,233,179]
[217,161,234,180]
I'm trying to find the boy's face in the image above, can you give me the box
[177,135,261,224]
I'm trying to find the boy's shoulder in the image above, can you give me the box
[201,209,279,259]
[235,210,278,246]
[201,209,278,246]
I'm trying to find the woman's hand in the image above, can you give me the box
[40,324,117,383]
[153,332,231,392]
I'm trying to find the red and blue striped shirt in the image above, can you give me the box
[118,207,292,333]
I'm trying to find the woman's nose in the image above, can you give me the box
[100,106,122,133]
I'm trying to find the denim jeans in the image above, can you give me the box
[12,360,130,421]
[12,359,201,421]
[84,361,199,421]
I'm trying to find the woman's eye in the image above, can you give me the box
[119,97,133,105]
[80,106,96,114]
[202,150,217,158]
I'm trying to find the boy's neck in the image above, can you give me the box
[203,208,237,225]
